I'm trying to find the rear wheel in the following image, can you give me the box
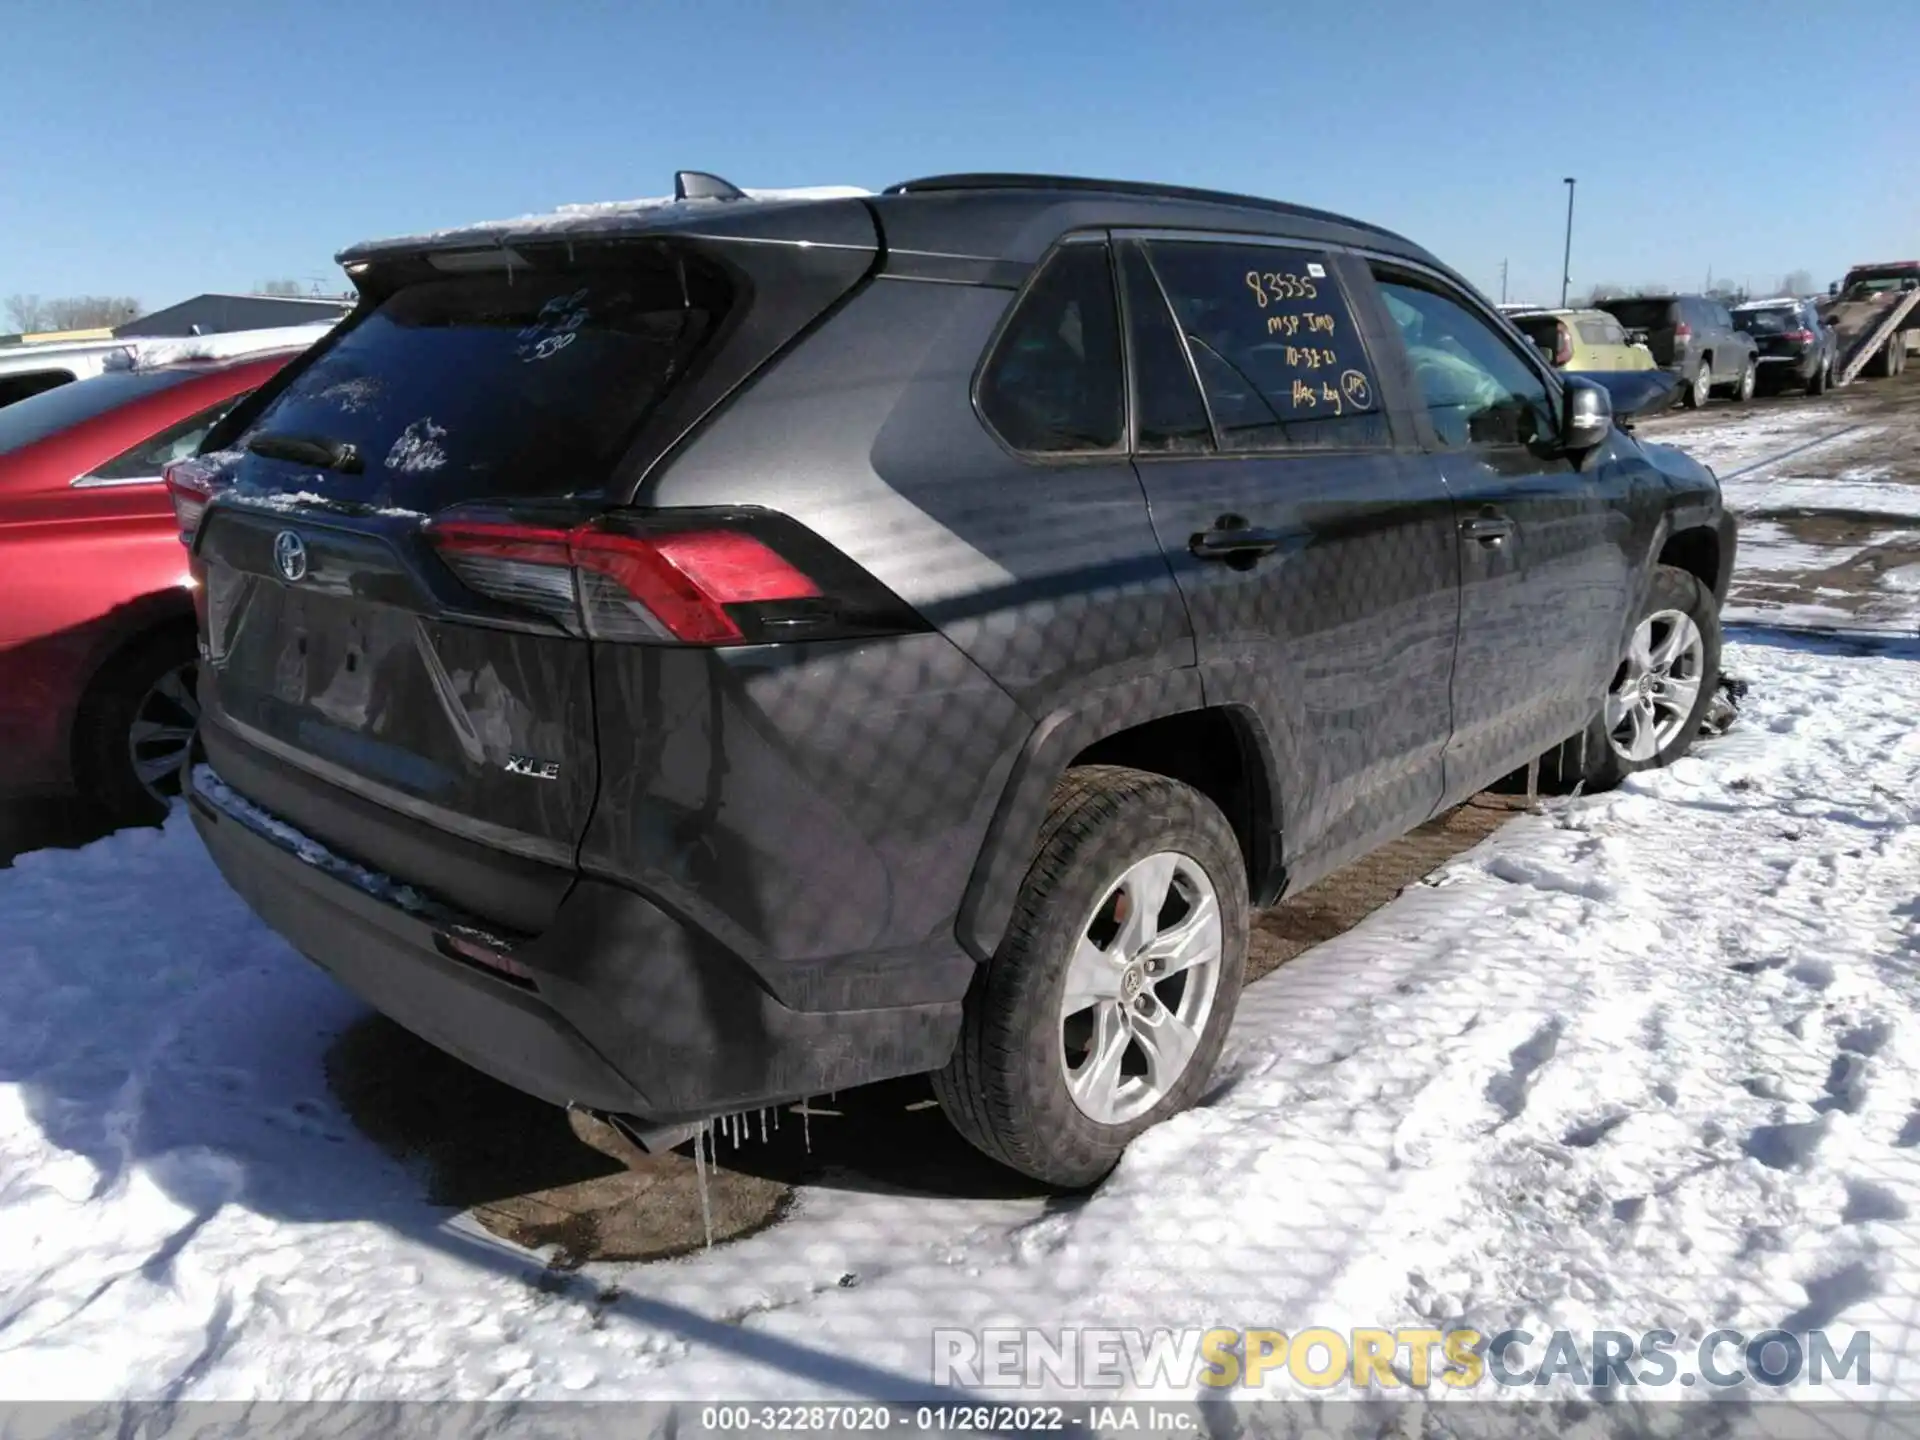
[1683,360,1711,408]
[1806,354,1830,396]
[1732,359,1756,403]
[933,766,1249,1188]
[75,626,201,826]
[1540,565,1721,794]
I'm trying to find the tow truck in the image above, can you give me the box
[1821,260,1920,386]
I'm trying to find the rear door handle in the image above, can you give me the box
[1190,516,1285,562]
[1460,513,1516,545]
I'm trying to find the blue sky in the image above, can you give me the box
[4,0,1915,311]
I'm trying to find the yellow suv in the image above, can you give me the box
[1508,307,1656,372]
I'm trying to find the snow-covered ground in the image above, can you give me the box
[3,628,1918,1421]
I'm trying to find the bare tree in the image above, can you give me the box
[4,294,51,332]
[257,278,306,296]
[1776,269,1815,298]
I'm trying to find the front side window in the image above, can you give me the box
[82,394,249,483]
[977,242,1124,455]
[1139,240,1387,452]
[1373,273,1556,449]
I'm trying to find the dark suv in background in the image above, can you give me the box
[178,173,1736,1187]
[1596,294,1759,408]
[1733,297,1837,395]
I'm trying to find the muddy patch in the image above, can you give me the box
[325,1015,789,1266]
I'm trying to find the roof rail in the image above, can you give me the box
[884,172,1398,239]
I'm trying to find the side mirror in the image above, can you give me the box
[1563,376,1612,451]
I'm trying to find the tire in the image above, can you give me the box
[933,766,1249,1189]
[1540,565,1722,795]
[1806,355,1829,396]
[1733,359,1756,403]
[1683,360,1711,408]
[1877,340,1900,379]
[73,625,201,827]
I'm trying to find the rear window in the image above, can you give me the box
[1734,308,1796,334]
[234,262,731,512]
[0,368,196,457]
[1511,315,1561,349]
[1598,300,1673,331]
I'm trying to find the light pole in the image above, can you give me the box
[1560,177,1576,308]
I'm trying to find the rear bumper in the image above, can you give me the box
[189,765,965,1124]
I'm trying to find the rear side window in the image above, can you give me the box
[237,262,732,512]
[1141,240,1386,451]
[82,393,250,483]
[977,243,1124,454]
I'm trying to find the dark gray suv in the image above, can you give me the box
[1596,294,1760,408]
[176,173,1736,1186]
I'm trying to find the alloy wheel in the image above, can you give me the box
[128,660,200,803]
[1694,366,1711,406]
[1059,850,1223,1126]
[1605,610,1705,762]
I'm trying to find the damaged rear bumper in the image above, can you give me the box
[188,765,964,1125]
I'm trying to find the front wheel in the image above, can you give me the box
[933,766,1249,1188]
[1732,360,1756,403]
[1541,565,1722,794]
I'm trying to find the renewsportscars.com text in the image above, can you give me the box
[932,1326,1871,1392]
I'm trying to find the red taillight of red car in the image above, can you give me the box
[426,516,829,645]
[163,457,223,543]
[1553,322,1574,368]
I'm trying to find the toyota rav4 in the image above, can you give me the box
[177,173,1736,1187]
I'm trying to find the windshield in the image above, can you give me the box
[1734,309,1797,334]
[233,260,733,513]
[1843,270,1920,296]
[1597,300,1673,331]
[0,368,197,458]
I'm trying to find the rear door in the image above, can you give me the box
[190,223,877,931]
[1119,234,1462,883]
[1601,299,1679,367]
[1364,264,1642,804]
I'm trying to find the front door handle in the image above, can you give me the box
[1460,512,1516,546]
[1190,515,1284,562]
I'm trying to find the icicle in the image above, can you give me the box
[759,1108,767,1143]
[801,1100,812,1154]
[693,1121,714,1251]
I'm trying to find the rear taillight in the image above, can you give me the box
[1784,329,1815,343]
[424,512,889,647]
[1674,322,1693,342]
[163,457,222,543]
[1553,322,1573,368]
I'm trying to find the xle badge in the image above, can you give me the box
[504,754,561,780]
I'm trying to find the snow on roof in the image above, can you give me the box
[344,185,870,258]
[119,322,340,371]
[1732,297,1802,310]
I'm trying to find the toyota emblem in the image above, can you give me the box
[273,530,309,583]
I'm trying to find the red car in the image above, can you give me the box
[0,350,301,821]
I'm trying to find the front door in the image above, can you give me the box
[1363,266,1642,805]
[1117,235,1462,888]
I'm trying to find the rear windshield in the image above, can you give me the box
[1734,308,1796,334]
[1510,315,1561,348]
[234,261,731,513]
[1597,300,1673,330]
[1843,270,1920,296]
[0,368,195,457]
